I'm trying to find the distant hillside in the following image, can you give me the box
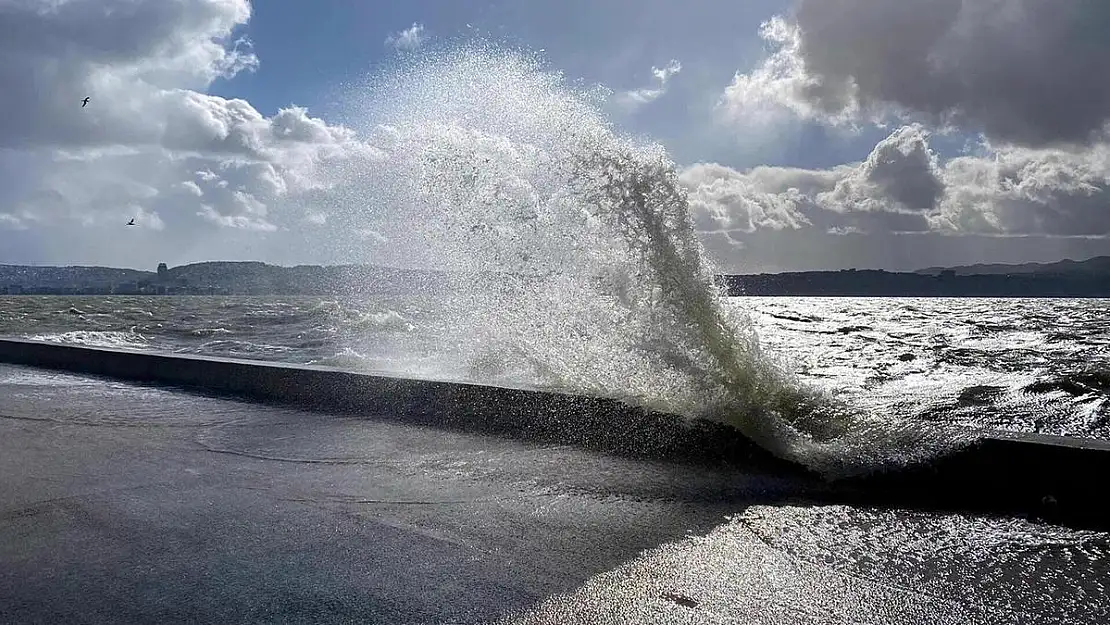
[720,269,1110,297]
[0,265,154,289]
[915,256,1110,276]
[0,261,466,295]
[5,257,1110,297]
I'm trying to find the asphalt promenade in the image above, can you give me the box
[1,362,1106,624]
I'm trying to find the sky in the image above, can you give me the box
[3,0,1110,273]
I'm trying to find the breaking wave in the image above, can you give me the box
[26,330,150,350]
[328,46,969,477]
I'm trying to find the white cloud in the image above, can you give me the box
[0,0,258,149]
[682,125,1110,239]
[132,206,166,231]
[708,0,1110,250]
[616,60,682,110]
[819,124,943,214]
[0,0,382,261]
[178,181,204,196]
[198,204,276,232]
[935,142,1110,237]
[0,213,27,230]
[718,18,867,130]
[680,162,816,233]
[385,23,427,52]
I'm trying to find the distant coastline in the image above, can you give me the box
[3,257,1110,297]
[0,262,436,297]
[719,271,1110,297]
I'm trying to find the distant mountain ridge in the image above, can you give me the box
[915,256,1110,276]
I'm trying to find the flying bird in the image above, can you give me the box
[81,97,90,107]
[127,218,135,226]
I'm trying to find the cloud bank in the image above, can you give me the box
[0,0,381,265]
[720,0,1110,147]
[689,0,1110,269]
[684,124,1110,241]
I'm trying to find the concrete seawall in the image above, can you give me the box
[0,338,787,470]
[1,338,1108,530]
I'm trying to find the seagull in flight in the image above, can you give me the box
[127,218,135,226]
[81,97,90,107]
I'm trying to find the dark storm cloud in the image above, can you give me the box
[788,0,1110,146]
[707,3,1110,259]
[821,124,943,213]
[858,125,944,211]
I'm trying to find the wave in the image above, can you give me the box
[26,330,150,350]
[307,347,371,370]
[328,46,970,477]
[185,339,294,357]
[187,327,234,338]
[340,309,415,332]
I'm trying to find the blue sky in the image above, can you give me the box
[204,0,935,177]
[3,0,1110,272]
[213,0,812,166]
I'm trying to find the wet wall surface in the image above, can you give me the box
[0,363,1106,624]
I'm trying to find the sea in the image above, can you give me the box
[2,294,1108,447]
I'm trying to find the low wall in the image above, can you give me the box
[1,338,1108,530]
[0,338,789,471]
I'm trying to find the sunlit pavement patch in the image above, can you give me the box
[502,508,1106,624]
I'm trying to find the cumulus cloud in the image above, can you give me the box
[821,124,943,214]
[709,0,1110,255]
[683,124,1110,240]
[0,0,382,262]
[177,181,204,197]
[198,202,275,232]
[680,162,818,233]
[385,23,427,52]
[132,206,166,231]
[0,0,256,149]
[616,60,682,110]
[0,213,28,230]
[718,17,864,129]
[937,142,1110,237]
[721,0,1110,147]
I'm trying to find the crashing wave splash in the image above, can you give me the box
[331,47,972,477]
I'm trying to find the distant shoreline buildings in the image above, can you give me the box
[1,262,228,296]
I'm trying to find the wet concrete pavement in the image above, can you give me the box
[0,363,1106,624]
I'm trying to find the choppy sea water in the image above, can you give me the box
[2,295,1108,442]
